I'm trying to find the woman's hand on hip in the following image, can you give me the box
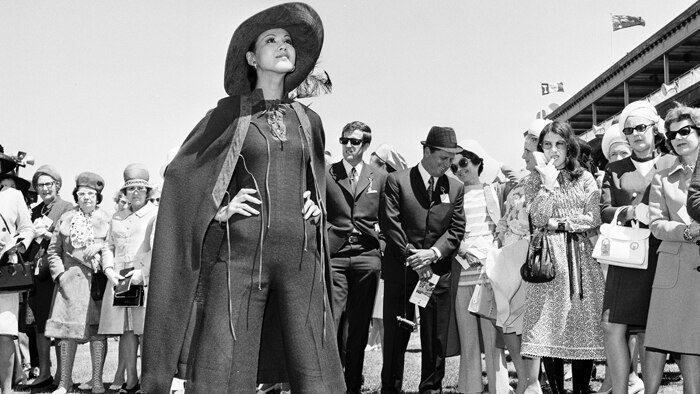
[302,190,321,224]
[215,188,261,222]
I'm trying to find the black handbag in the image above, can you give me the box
[0,256,34,292]
[0,212,34,292]
[113,284,145,307]
[90,270,108,301]
[520,214,555,283]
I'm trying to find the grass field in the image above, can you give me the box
[13,334,684,393]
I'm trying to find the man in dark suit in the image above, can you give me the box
[380,126,466,394]
[326,121,388,394]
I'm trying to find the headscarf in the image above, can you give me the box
[618,101,664,134]
[601,124,629,160]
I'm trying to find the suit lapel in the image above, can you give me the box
[355,164,373,197]
[410,166,431,207]
[330,161,353,196]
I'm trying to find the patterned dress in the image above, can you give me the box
[520,170,606,360]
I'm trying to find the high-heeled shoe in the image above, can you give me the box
[628,379,645,394]
[119,382,141,394]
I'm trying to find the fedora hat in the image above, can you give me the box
[223,2,324,96]
[120,163,152,192]
[421,126,462,154]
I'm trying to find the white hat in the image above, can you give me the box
[601,124,629,160]
[458,139,503,183]
[524,119,552,138]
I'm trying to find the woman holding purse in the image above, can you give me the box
[520,121,605,394]
[45,172,111,394]
[0,171,34,393]
[598,101,674,394]
[450,148,511,394]
[99,164,158,394]
[26,165,74,389]
[645,104,700,394]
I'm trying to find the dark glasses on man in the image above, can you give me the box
[339,137,363,146]
[450,158,470,173]
[667,125,699,140]
[622,124,653,135]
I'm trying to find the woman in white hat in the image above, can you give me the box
[98,164,158,394]
[140,3,344,393]
[599,101,675,394]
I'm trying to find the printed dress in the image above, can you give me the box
[520,171,606,360]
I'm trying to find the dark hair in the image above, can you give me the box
[341,121,372,144]
[459,149,484,176]
[538,121,584,179]
[72,187,103,205]
[577,140,597,174]
[246,41,258,91]
[663,103,700,155]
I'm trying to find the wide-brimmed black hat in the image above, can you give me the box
[224,2,324,96]
[421,126,462,153]
[0,170,31,194]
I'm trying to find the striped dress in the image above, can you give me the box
[459,184,496,287]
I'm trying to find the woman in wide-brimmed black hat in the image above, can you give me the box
[140,3,345,393]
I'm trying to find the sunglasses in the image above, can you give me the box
[450,157,470,173]
[541,140,568,150]
[622,123,653,136]
[339,137,363,146]
[667,125,699,140]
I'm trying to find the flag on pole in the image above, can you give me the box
[612,15,645,31]
[541,82,564,95]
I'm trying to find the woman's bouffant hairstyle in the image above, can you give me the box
[537,120,584,180]
[663,103,700,155]
[72,187,103,205]
[459,149,484,176]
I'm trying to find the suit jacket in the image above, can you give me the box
[380,166,466,282]
[326,161,387,254]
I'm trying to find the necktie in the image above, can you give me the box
[350,167,358,193]
[427,176,434,200]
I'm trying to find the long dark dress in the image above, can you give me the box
[188,100,344,393]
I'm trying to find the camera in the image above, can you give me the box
[396,316,417,332]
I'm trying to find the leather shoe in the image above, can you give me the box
[28,375,54,388]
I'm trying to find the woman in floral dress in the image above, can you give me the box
[520,121,605,394]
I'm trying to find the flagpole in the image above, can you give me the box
[610,13,614,61]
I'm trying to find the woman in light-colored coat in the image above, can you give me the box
[46,172,110,394]
[645,104,700,394]
[99,164,157,393]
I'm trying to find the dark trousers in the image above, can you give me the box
[381,272,452,394]
[331,241,381,392]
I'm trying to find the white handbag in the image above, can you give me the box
[592,207,650,269]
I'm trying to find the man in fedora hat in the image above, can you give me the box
[380,126,466,394]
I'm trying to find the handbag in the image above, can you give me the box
[90,270,108,301]
[467,270,497,321]
[0,255,34,292]
[520,214,555,283]
[592,207,650,269]
[0,212,34,292]
[113,268,145,307]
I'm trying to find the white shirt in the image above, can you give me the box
[342,159,364,180]
[417,161,442,260]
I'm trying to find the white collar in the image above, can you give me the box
[417,162,436,189]
[342,159,364,177]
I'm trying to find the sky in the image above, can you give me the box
[1,0,696,205]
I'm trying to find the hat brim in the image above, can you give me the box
[224,2,324,96]
[120,180,152,192]
[420,141,463,154]
[0,173,31,194]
